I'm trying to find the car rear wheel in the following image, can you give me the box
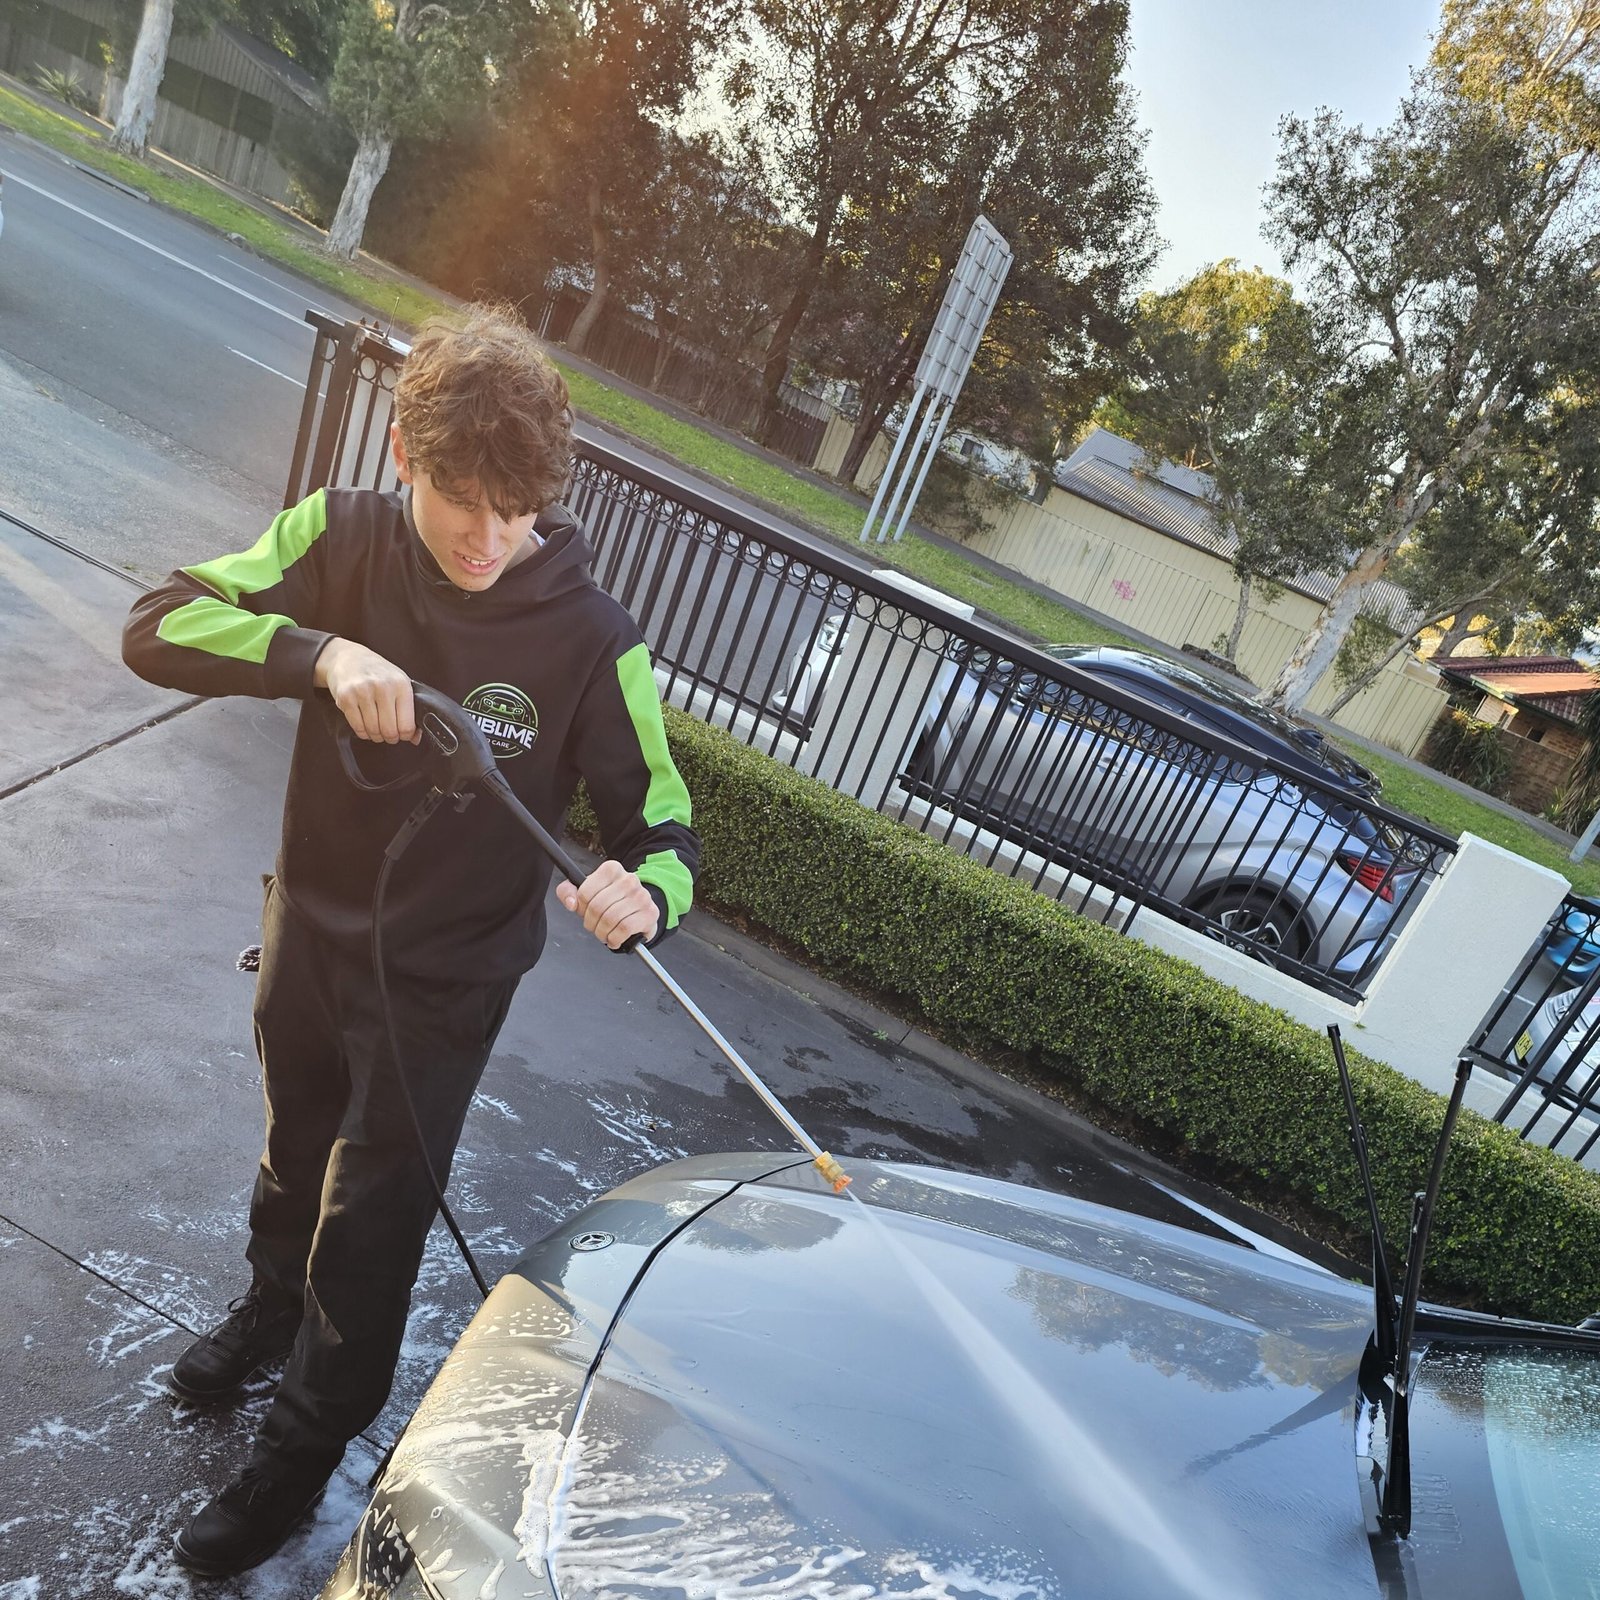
[1199,888,1307,962]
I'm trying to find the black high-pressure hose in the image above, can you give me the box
[326,687,618,1302]
[320,695,495,1297]
[323,682,852,1302]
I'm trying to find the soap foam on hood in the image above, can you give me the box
[517,1429,1057,1600]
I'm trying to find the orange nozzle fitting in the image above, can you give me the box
[814,1151,851,1193]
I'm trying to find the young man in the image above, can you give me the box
[122,305,699,1576]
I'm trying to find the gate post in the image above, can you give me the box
[1357,834,1567,1106]
[796,571,975,808]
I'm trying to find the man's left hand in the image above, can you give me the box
[555,860,659,950]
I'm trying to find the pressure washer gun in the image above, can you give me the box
[390,682,852,1196]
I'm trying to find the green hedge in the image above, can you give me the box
[581,709,1600,1323]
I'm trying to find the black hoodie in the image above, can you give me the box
[124,487,699,981]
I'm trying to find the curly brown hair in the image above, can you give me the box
[394,303,573,519]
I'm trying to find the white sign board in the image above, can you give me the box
[914,216,1013,402]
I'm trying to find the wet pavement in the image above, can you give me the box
[0,510,1322,1598]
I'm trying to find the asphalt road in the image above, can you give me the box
[0,135,356,504]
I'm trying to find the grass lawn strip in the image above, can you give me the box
[1344,742,1598,896]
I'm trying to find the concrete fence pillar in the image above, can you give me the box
[1355,833,1567,1108]
[796,570,975,806]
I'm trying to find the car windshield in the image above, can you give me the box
[1409,1342,1600,1598]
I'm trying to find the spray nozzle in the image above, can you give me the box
[813,1151,851,1193]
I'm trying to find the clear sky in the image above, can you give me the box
[1124,0,1443,290]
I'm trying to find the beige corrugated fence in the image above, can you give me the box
[814,414,1447,758]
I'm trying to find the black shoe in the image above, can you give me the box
[172,1463,329,1577]
[168,1288,300,1403]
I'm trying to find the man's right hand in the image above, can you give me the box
[314,638,420,744]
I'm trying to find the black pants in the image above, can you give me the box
[243,878,519,1478]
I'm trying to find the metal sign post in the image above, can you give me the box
[860,215,1013,543]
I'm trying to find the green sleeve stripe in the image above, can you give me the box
[156,595,297,664]
[638,849,694,931]
[180,490,328,604]
[616,642,693,830]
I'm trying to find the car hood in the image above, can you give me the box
[341,1159,1381,1600]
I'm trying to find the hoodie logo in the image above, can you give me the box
[463,683,539,760]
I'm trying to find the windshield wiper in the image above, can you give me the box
[1328,1025,1470,1540]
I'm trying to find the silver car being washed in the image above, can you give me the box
[324,1153,1600,1600]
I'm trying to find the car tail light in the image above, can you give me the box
[1338,850,1395,901]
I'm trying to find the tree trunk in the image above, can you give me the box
[325,128,394,260]
[1432,612,1485,659]
[840,333,924,486]
[110,0,175,156]
[1262,541,1397,714]
[1223,569,1254,663]
[1324,629,1422,718]
[566,178,611,357]
[754,192,841,446]
[650,326,675,392]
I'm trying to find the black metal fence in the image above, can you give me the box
[1469,894,1600,1156]
[287,315,1458,1003]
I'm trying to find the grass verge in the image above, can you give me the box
[560,370,1135,647]
[1344,741,1599,896]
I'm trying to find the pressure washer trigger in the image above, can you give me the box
[814,1151,851,1193]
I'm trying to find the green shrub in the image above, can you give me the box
[576,708,1600,1323]
[1427,707,1514,796]
[32,66,96,115]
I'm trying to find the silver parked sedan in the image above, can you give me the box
[781,632,1413,978]
[904,648,1415,978]
[324,1153,1600,1600]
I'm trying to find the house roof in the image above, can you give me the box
[218,24,325,111]
[1435,656,1600,724]
[1053,428,1424,636]
[1435,655,1587,679]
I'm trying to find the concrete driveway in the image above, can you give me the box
[0,510,1327,1598]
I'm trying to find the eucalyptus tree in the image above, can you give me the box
[106,0,340,156]
[795,0,1154,490]
[1436,0,1600,145]
[1253,67,1600,714]
[1099,262,1343,666]
[434,0,738,354]
[731,0,1143,445]
[323,0,498,260]
[616,129,794,396]
[110,0,177,154]
[1322,396,1600,713]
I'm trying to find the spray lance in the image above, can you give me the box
[323,682,849,1292]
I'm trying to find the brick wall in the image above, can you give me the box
[1499,732,1576,816]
